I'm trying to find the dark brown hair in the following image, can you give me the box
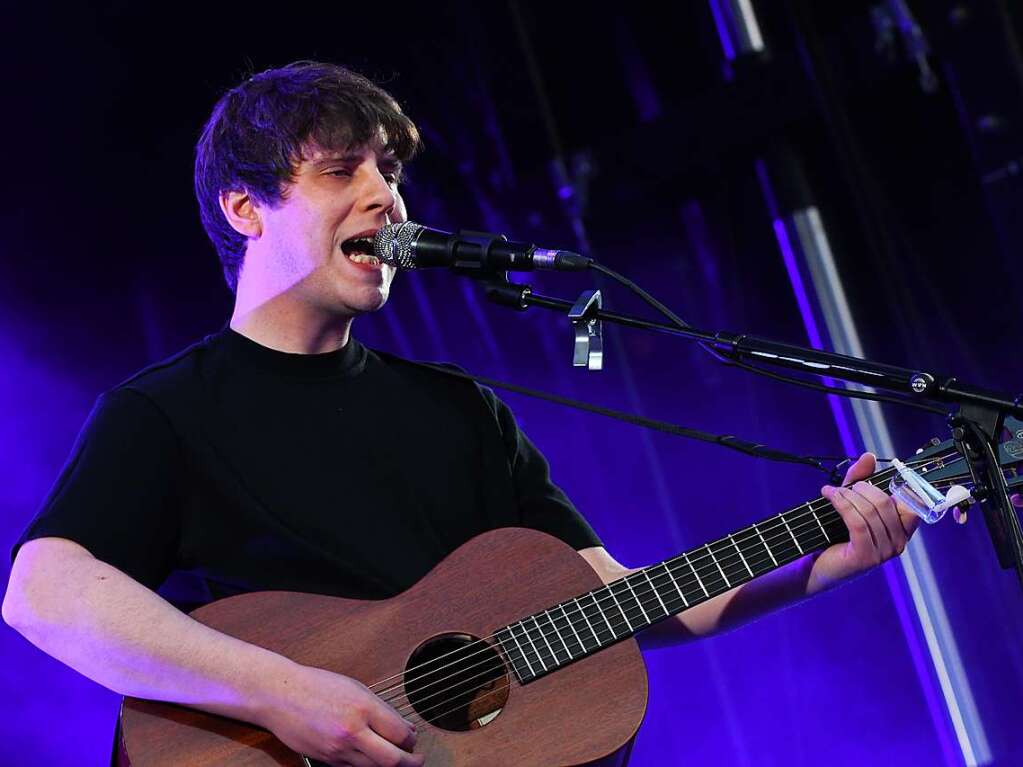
[194,61,421,292]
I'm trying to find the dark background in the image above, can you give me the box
[1,1,1022,764]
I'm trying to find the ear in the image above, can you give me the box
[219,189,262,239]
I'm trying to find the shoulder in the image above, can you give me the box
[110,331,222,404]
[87,331,224,432]
[368,348,486,395]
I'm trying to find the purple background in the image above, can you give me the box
[2,2,1022,765]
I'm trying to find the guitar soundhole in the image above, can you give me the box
[404,633,509,731]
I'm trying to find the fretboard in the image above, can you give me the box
[497,492,849,683]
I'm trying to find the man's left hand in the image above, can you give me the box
[808,452,920,595]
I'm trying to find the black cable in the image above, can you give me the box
[586,261,949,416]
[720,355,950,416]
[413,361,878,476]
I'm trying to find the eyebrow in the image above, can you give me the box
[311,153,403,168]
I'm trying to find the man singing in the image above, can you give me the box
[3,61,917,767]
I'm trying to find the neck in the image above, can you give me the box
[496,481,862,684]
[230,308,353,353]
[231,279,353,354]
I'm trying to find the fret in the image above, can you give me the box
[604,581,636,633]
[662,560,689,607]
[497,626,533,681]
[822,507,849,542]
[734,526,774,577]
[625,571,662,626]
[700,543,730,594]
[557,604,586,658]
[808,505,830,543]
[503,496,861,687]
[531,615,556,664]
[623,573,652,624]
[570,596,601,652]
[523,618,551,671]
[753,522,779,567]
[729,533,755,580]
[508,622,539,677]
[643,565,672,617]
[682,551,710,599]
[780,512,805,554]
[582,592,617,644]
[590,586,629,637]
[789,509,824,555]
[669,556,707,606]
[765,516,802,563]
[538,610,571,665]
[608,580,639,632]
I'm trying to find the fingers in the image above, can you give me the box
[842,452,877,485]
[822,479,910,563]
[850,481,909,556]
[367,704,418,753]
[823,484,874,551]
[332,752,374,767]
[894,497,920,540]
[356,727,424,767]
[836,485,891,559]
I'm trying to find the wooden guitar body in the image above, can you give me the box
[118,528,648,766]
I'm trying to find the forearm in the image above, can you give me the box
[636,552,818,650]
[2,538,295,728]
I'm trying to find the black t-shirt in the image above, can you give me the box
[10,328,601,609]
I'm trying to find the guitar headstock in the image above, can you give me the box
[888,425,1023,524]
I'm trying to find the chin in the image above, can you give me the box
[348,289,390,315]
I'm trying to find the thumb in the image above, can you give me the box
[842,451,877,485]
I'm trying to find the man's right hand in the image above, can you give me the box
[3,539,424,766]
[261,664,424,767]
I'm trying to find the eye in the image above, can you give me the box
[327,168,353,178]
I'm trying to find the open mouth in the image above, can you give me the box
[340,236,380,266]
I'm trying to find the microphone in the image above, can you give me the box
[372,221,591,272]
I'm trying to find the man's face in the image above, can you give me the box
[251,133,406,317]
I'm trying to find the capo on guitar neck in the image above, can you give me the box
[889,458,971,524]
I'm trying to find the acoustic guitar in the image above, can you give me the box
[116,437,1022,766]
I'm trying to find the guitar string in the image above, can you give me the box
[369,454,953,700]
[386,478,912,719]
[377,493,842,708]
[396,476,960,728]
[393,468,981,727]
[400,464,1004,731]
[379,458,960,713]
[407,468,1020,729]
[369,453,955,702]
[374,456,965,712]
[396,460,1014,724]
[385,497,843,709]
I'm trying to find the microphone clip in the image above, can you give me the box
[449,230,513,277]
[569,289,604,371]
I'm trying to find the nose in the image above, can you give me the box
[359,164,397,218]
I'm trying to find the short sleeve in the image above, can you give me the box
[479,387,603,551]
[10,387,182,590]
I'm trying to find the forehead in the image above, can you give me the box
[300,127,399,166]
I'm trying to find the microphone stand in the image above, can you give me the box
[482,274,1023,590]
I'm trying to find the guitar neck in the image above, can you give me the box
[497,477,858,684]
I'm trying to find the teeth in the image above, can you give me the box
[348,253,380,266]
